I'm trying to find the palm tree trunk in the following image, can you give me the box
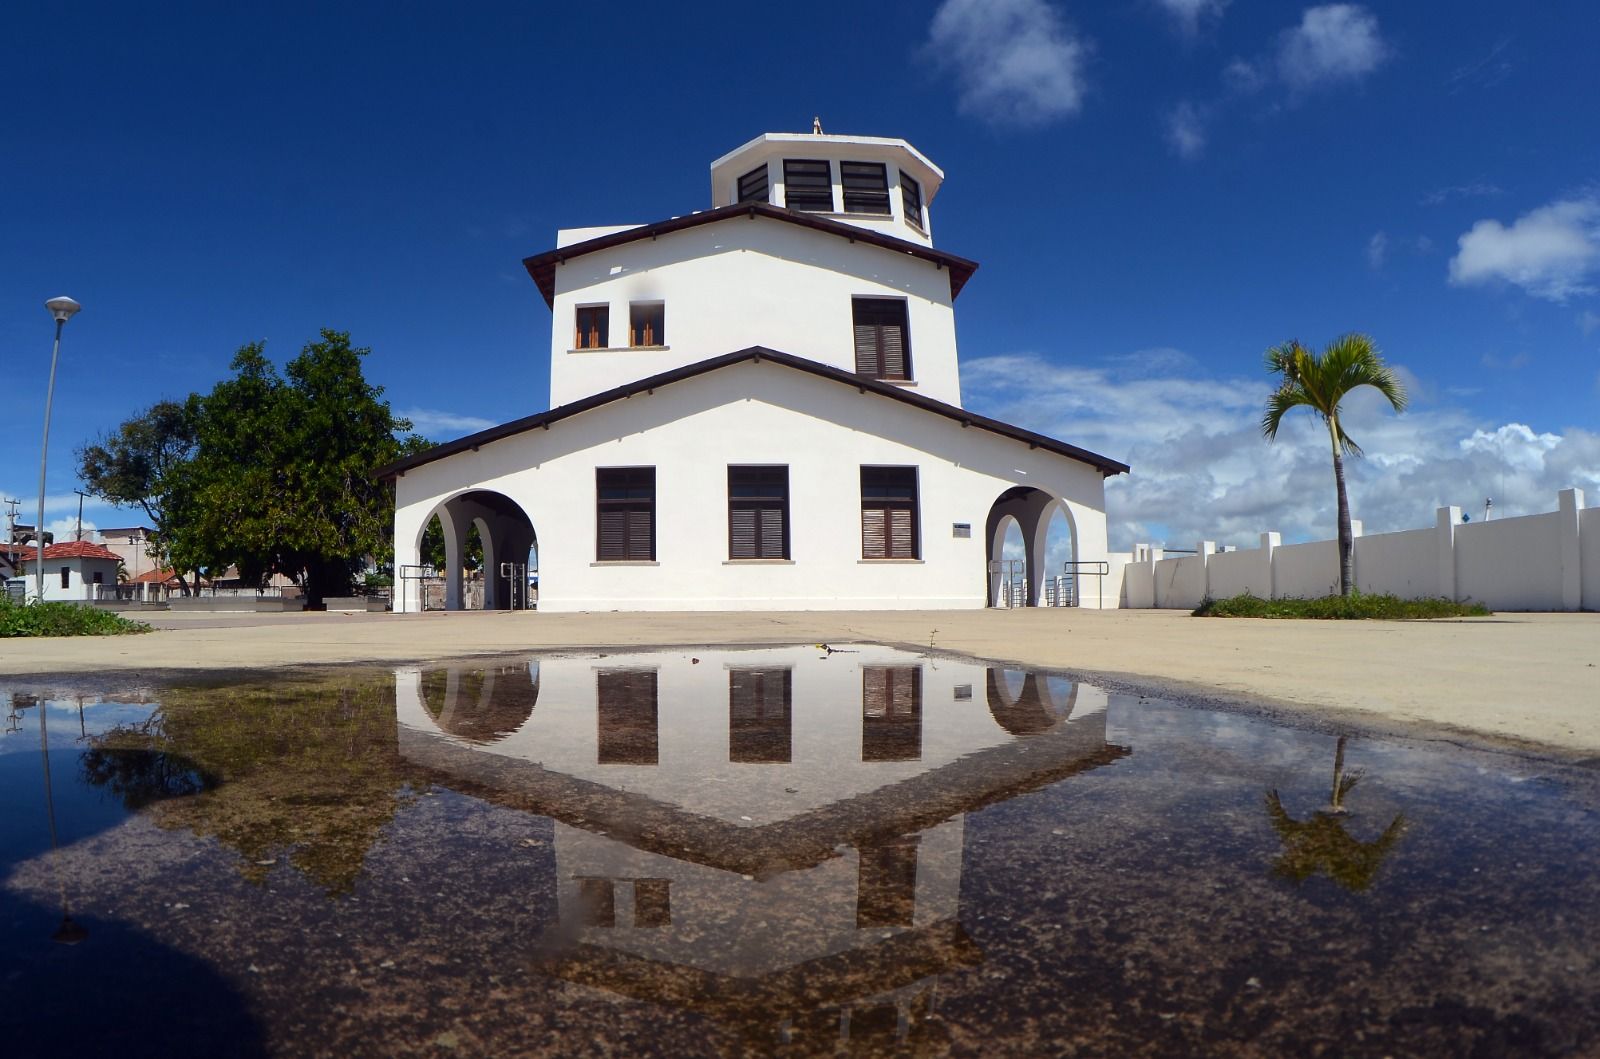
[1329,418,1354,596]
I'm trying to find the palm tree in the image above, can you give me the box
[1262,334,1408,596]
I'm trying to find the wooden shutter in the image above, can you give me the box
[857,836,920,927]
[737,165,768,204]
[728,466,788,560]
[597,669,658,765]
[862,508,887,559]
[861,467,918,559]
[862,666,923,762]
[729,668,792,763]
[597,468,655,561]
[900,172,923,229]
[851,298,911,380]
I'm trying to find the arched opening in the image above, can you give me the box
[411,489,537,611]
[984,487,1077,607]
[418,661,540,744]
[985,668,1079,735]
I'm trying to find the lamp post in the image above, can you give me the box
[35,296,80,602]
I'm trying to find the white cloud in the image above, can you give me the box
[1164,101,1208,159]
[397,407,497,439]
[1366,230,1388,269]
[1449,195,1600,302]
[46,518,97,543]
[1580,310,1600,336]
[926,0,1089,126]
[1276,4,1388,92]
[1422,182,1502,206]
[1155,0,1228,36]
[962,352,1600,550]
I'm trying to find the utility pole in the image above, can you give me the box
[3,498,19,545]
[74,490,92,542]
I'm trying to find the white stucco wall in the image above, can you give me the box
[548,217,962,407]
[1273,540,1340,600]
[1152,553,1207,609]
[1455,512,1563,610]
[1353,528,1437,598]
[1207,546,1271,600]
[393,360,1112,612]
[1583,506,1600,611]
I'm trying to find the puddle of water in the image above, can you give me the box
[1,644,1597,1057]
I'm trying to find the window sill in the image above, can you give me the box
[568,345,671,354]
[878,379,917,387]
[858,558,924,564]
[723,559,795,565]
[590,560,659,567]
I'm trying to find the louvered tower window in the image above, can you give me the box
[737,164,769,204]
[852,298,911,380]
[841,161,890,214]
[728,466,789,559]
[861,467,919,559]
[782,158,834,212]
[596,467,655,561]
[900,172,924,229]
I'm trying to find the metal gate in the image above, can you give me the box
[398,564,445,611]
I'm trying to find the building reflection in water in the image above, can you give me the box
[394,646,1129,1051]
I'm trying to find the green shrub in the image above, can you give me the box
[1192,592,1490,620]
[0,595,153,637]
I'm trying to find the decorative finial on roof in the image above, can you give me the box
[812,116,823,135]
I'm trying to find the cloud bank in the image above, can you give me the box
[1276,4,1389,91]
[926,0,1089,126]
[962,351,1599,551]
[1449,195,1600,302]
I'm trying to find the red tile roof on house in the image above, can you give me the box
[128,567,181,584]
[20,540,123,564]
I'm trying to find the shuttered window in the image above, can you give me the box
[596,467,655,561]
[852,298,911,380]
[575,305,609,349]
[782,158,834,212]
[861,665,923,762]
[841,161,890,214]
[861,467,918,559]
[596,669,659,765]
[729,668,792,763]
[900,171,924,229]
[728,466,789,559]
[857,836,920,927]
[736,164,769,204]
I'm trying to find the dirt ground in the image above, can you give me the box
[1,607,1595,759]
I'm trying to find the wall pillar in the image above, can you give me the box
[440,504,467,611]
[1559,488,1585,612]
[1436,506,1461,601]
[1259,532,1280,599]
[1198,540,1215,601]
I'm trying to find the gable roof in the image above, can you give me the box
[374,347,1130,481]
[20,540,123,564]
[521,202,979,306]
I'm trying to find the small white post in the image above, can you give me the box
[1437,506,1461,601]
[1558,488,1585,612]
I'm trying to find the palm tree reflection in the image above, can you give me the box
[1265,736,1406,893]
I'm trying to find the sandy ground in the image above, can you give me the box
[1,607,1595,758]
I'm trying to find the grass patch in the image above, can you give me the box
[0,595,153,637]
[1193,592,1491,620]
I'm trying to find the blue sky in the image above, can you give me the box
[3,0,1597,552]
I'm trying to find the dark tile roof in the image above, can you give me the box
[374,347,1130,481]
[521,202,979,307]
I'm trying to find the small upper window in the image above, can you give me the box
[629,303,665,347]
[736,165,769,205]
[575,305,609,350]
[852,298,911,381]
[783,159,833,212]
[841,161,890,215]
[60,567,71,589]
[900,172,924,230]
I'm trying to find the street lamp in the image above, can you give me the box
[35,296,80,602]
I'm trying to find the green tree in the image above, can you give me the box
[171,330,422,605]
[76,400,199,593]
[1262,334,1408,597]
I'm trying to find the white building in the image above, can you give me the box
[380,129,1128,612]
[17,541,123,602]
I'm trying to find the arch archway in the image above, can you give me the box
[413,489,537,611]
[985,668,1079,735]
[418,661,540,744]
[983,487,1077,607]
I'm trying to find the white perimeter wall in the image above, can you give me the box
[394,360,1112,612]
[1118,488,1596,612]
[548,217,961,407]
